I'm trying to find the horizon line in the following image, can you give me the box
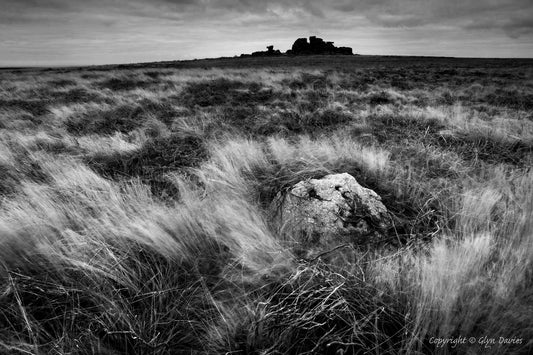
[1,53,533,70]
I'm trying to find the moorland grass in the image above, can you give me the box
[0,57,532,354]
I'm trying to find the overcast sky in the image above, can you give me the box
[1,0,532,66]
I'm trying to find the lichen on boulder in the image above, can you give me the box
[270,173,391,249]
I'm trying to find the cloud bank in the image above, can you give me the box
[0,0,531,65]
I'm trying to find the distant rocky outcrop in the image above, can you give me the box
[240,36,354,57]
[270,173,391,252]
[240,45,282,58]
[286,36,353,55]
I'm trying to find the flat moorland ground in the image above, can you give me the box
[0,55,532,354]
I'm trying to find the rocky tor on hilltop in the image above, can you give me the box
[241,35,353,57]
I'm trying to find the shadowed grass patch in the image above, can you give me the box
[65,104,145,135]
[65,99,180,136]
[283,72,329,91]
[135,99,183,126]
[360,113,532,167]
[436,130,533,166]
[47,79,78,87]
[97,76,154,91]
[0,240,234,354]
[182,78,274,107]
[483,88,533,110]
[0,153,49,197]
[368,91,395,105]
[363,114,447,145]
[49,87,109,104]
[87,133,208,197]
[213,262,406,354]
[0,99,50,117]
[80,73,103,80]
[143,70,166,79]
[260,108,355,135]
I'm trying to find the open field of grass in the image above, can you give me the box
[0,55,532,354]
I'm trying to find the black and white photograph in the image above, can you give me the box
[0,0,532,354]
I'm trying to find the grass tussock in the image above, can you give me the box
[208,262,405,354]
[0,157,291,353]
[87,132,208,198]
[97,75,154,91]
[0,57,532,354]
[182,78,274,108]
[0,99,50,117]
[0,139,50,196]
[49,87,109,104]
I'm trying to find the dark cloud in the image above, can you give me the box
[2,0,532,35]
[149,0,533,37]
[465,16,533,38]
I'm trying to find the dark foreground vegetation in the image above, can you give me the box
[0,55,532,354]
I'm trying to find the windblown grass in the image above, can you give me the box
[0,56,532,354]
